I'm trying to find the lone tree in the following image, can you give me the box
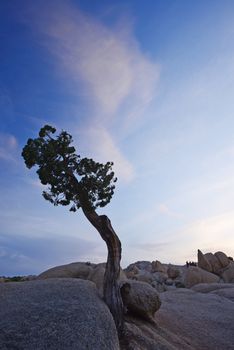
[22,125,124,331]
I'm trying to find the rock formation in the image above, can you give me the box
[184,266,220,288]
[0,279,119,350]
[120,280,161,323]
[1,250,234,350]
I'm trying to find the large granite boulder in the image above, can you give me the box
[125,261,152,273]
[37,261,126,297]
[121,286,234,349]
[154,288,234,350]
[197,249,212,272]
[121,280,161,323]
[131,271,153,285]
[151,260,167,273]
[204,252,222,274]
[198,250,232,276]
[214,251,230,268]
[221,262,234,283]
[210,287,234,302]
[167,265,180,279]
[38,262,93,279]
[88,264,106,295]
[88,263,127,296]
[191,283,234,293]
[0,279,119,350]
[184,266,219,288]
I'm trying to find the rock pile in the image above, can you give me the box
[1,250,234,350]
[124,260,184,292]
[124,250,234,291]
[38,261,162,324]
[197,249,234,283]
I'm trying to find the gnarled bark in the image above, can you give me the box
[82,208,124,332]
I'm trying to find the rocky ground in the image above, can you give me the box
[0,249,234,349]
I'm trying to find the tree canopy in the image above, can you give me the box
[22,125,117,211]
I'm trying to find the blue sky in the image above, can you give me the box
[1,0,234,276]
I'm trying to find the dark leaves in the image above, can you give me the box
[22,124,117,211]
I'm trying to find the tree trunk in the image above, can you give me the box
[82,208,124,332]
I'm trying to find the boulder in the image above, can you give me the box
[121,280,161,323]
[165,278,174,286]
[192,283,234,293]
[197,249,212,272]
[88,264,127,296]
[167,265,180,279]
[88,264,106,295]
[215,251,230,268]
[122,320,191,350]
[133,271,153,284]
[38,262,93,280]
[151,271,168,284]
[0,279,119,350]
[151,260,167,273]
[155,288,234,350]
[210,287,234,302]
[121,285,234,349]
[184,266,219,288]
[204,252,222,274]
[221,262,234,283]
[125,261,152,273]
[125,265,139,279]
[151,280,166,293]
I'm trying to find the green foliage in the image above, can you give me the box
[22,125,117,210]
[4,276,23,282]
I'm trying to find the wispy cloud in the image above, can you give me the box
[158,203,183,219]
[79,126,134,182]
[34,2,159,119]
[0,132,18,163]
[24,0,159,182]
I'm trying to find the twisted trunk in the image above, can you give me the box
[66,175,124,331]
[82,208,124,332]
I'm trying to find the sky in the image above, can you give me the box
[1,0,234,276]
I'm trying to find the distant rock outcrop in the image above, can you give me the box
[215,251,230,268]
[123,250,234,292]
[197,249,213,272]
[184,266,220,288]
[197,249,234,283]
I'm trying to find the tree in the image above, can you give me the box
[22,125,124,331]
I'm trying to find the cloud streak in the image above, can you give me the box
[0,132,18,163]
[35,1,159,119]
[79,126,134,182]
[24,0,159,182]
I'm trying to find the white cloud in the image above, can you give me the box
[25,0,159,182]
[78,126,134,182]
[35,2,159,119]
